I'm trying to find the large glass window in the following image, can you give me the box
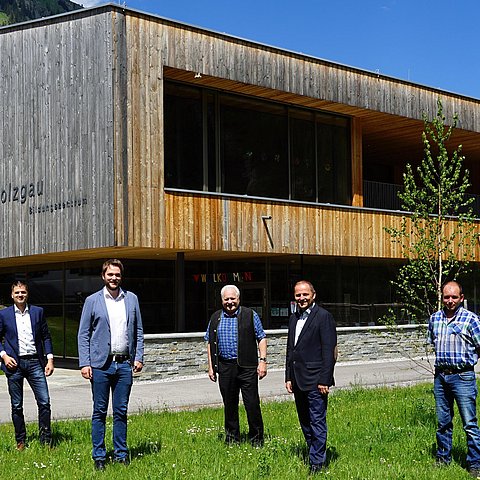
[220,96,288,199]
[164,80,352,205]
[164,83,203,190]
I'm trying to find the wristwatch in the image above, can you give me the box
[259,357,267,363]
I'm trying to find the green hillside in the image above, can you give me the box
[0,0,82,25]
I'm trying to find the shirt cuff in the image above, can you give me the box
[0,350,5,358]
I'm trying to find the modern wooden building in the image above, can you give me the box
[1,4,479,359]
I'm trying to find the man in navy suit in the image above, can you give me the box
[0,281,54,450]
[285,280,337,474]
[78,259,144,471]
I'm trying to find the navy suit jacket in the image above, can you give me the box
[285,303,337,391]
[77,289,144,369]
[0,305,53,372]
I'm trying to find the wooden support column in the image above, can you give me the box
[351,117,363,207]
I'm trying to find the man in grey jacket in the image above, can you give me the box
[78,259,144,471]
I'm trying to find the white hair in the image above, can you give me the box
[221,284,240,299]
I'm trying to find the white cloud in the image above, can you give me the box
[81,0,105,7]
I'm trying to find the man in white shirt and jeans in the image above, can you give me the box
[0,281,54,450]
[78,259,144,471]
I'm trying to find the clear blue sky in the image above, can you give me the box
[82,0,480,99]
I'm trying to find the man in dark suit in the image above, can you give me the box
[285,280,337,474]
[0,280,54,450]
[78,259,144,471]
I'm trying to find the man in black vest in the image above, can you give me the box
[285,280,337,474]
[205,284,267,446]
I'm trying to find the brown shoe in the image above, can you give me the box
[16,442,25,451]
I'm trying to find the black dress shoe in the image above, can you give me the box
[94,459,106,471]
[114,457,130,466]
[250,438,264,448]
[310,464,325,474]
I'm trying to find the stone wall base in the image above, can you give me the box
[141,325,427,382]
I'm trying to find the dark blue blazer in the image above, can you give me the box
[0,305,53,372]
[77,289,144,369]
[285,303,337,391]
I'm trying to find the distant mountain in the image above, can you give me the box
[0,0,83,26]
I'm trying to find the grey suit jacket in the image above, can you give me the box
[77,288,144,368]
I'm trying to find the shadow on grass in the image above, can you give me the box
[429,441,468,469]
[104,438,162,462]
[290,440,338,467]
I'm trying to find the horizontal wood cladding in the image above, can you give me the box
[164,193,480,259]
[123,13,480,133]
[0,13,116,258]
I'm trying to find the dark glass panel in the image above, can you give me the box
[164,83,203,190]
[220,95,288,199]
[24,269,63,304]
[290,109,316,202]
[206,93,217,191]
[316,114,351,205]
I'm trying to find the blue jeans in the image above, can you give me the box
[91,359,133,460]
[6,357,51,444]
[434,370,480,468]
[293,386,328,467]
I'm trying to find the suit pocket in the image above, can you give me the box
[306,362,322,369]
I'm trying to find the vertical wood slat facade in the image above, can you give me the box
[1,6,480,264]
[0,12,116,259]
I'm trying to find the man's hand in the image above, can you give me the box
[81,366,92,380]
[133,361,143,373]
[318,384,329,395]
[285,381,293,394]
[208,367,217,382]
[257,362,267,379]
[2,354,17,371]
[45,358,54,377]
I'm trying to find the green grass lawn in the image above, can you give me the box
[0,383,475,479]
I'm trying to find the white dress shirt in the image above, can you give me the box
[15,305,37,356]
[294,303,315,346]
[104,287,129,355]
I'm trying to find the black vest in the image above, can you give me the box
[208,307,258,372]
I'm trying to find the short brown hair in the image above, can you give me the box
[11,280,28,292]
[102,259,124,275]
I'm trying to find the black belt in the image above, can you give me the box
[436,366,474,375]
[219,357,237,364]
[19,354,38,360]
[109,354,129,363]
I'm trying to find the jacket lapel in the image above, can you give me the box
[124,292,130,327]
[8,306,20,344]
[98,290,110,327]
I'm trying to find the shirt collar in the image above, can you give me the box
[442,305,463,321]
[103,286,125,301]
[298,302,315,318]
[14,304,29,315]
[222,306,240,318]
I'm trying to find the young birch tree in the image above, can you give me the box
[385,99,478,324]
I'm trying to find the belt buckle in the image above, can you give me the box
[112,354,128,363]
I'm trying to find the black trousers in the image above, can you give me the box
[218,359,264,443]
